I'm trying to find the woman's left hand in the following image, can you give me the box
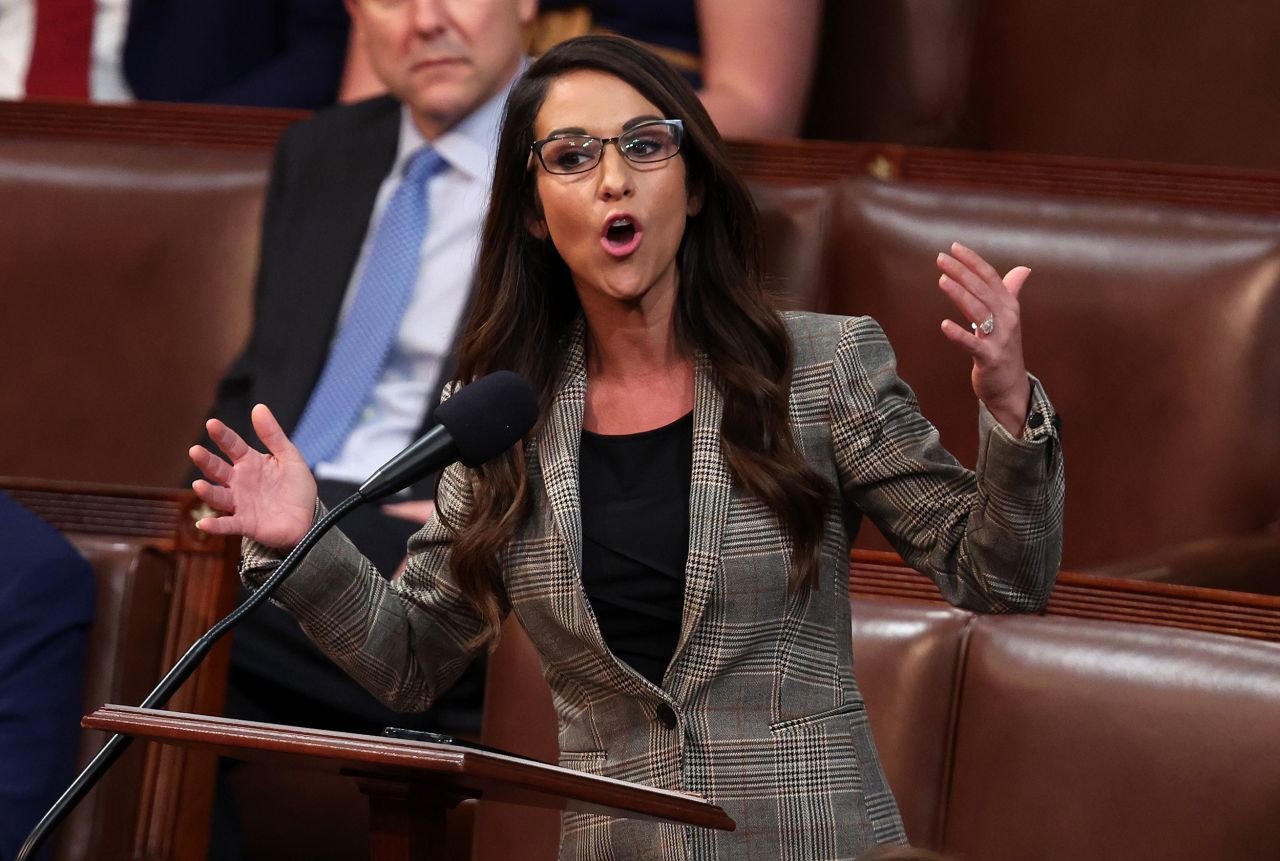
[936,242,1033,436]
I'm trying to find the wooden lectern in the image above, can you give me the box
[84,705,735,860]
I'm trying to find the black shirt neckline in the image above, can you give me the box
[581,410,693,442]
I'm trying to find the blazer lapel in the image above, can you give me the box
[536,320,689,699]
[669,353,731,672]
[533,325,731,698]
[536,318,589,605]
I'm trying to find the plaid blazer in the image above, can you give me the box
[244,311,1064,861]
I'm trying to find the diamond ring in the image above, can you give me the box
[971,315,995,336]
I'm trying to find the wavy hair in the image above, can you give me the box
[443,36,831,645]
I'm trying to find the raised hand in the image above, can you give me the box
[189,404,318,550]
[935,242,1033,436]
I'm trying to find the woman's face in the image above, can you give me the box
[530,70,699,313]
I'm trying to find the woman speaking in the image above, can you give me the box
[190,35,1063,860]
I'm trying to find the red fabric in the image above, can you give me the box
[24,0,94,99]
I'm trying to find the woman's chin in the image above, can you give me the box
[581,278,652,308]
[573,259,679,311]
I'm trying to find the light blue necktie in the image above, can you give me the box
[292,146,446,466]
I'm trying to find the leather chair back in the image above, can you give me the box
[821,177,1280,569]
[0,138,266,486]
[846,601,970,849]
[749,179,839,312]
[2,480,239,861]
[942,612,1280,859]
[55,539,173,859]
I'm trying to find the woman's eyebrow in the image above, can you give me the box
[543,115,664,138]
[622,114,663,131]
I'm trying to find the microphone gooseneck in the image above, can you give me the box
[17,371,538,861]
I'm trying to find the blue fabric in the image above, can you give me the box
[124,0,351,109]
[0,493,95,861]
[292,147,446,466]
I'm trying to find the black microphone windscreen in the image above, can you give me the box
[434,371,539,467]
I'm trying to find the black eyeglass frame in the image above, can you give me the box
[529,119,685,175]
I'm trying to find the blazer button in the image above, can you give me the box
[655,703,678,730]
[1027,411,1045,429]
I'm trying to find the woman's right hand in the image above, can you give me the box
[189,404,318,550]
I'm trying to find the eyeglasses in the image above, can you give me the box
[530,119,684,175]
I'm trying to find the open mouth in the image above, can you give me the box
[600,215,643,258]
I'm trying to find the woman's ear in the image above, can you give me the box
[686,179,705,217]
[526,186,549,239]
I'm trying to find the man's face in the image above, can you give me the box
[349,0,535,139]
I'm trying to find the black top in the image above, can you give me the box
[579,412,692,688]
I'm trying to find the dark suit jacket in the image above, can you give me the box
[124,0,350,109]
[0,492,95,861]
[203,95,459,502]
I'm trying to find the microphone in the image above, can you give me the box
[16,371,538,861]
[358,369,539,502]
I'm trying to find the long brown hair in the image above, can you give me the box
[444,35,830,644]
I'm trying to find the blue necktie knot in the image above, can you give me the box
[403,146,446,185]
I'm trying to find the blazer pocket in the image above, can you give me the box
[768,700,865,736]
[558,750,612,851]
[558,749,608,773]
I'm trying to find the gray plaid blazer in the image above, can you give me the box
[244,311,1064,860]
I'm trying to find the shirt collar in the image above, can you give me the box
[392,58,529,183]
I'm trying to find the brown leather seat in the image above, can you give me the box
[748,173,1280,589]
[2,479,239,861]
[841,602,969,850]
[56,538,174,858]
[828,177,1280,572]
[0,137,266,487]
[936,612,1280,859]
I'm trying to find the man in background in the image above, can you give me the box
[200,0,536,778]
[199,1,535,855]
